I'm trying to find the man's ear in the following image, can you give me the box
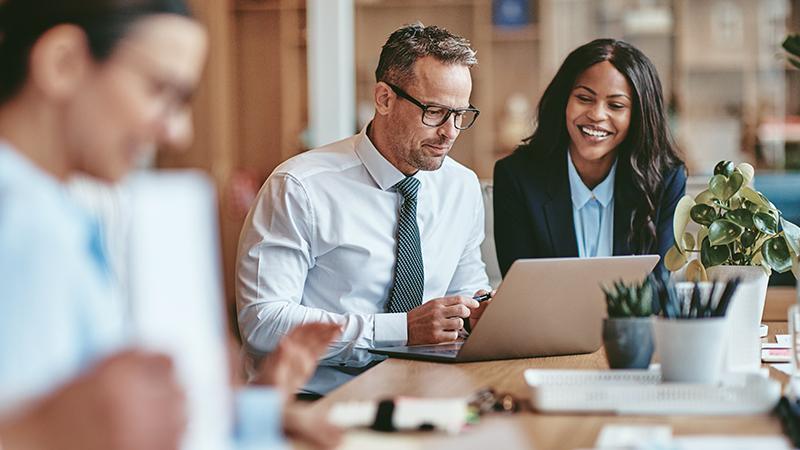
[374,81,394,116]
[28,24,92,101]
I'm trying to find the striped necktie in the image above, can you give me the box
[386,176,424,313]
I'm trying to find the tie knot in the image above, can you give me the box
[394,176,420,200]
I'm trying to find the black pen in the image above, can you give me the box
[464,293,492,334]
[473,293,492,303]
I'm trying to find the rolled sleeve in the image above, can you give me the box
[236,173,393,367]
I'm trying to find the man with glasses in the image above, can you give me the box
[236,23,491,396]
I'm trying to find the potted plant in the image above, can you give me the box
[664,160,800,371]
[601,278,656,369]
[651,275,739,383]
[783,34,800,69]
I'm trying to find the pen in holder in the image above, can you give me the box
[651,275,739,383]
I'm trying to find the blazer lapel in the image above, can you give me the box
[542,152,579,257]
[613,161,635,255]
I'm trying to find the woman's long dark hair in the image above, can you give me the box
[517,38,684,254]
[0,0,192,104]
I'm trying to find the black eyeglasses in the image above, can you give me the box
[386,83,480,130]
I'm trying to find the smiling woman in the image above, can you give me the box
[492,39,687,276]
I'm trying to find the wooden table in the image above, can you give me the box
[305,288,798,450]
[764,286,798,321]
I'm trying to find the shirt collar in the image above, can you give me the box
[0,139,98,233]
[354,123,415,191]
[567,150,617,209]
[0,140,65,194]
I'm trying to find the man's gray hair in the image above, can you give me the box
[375,22,477,86]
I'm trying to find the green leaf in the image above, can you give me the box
[741,229,757,248]
[709,172,743,202]
[683,232,696,252]
[787,246,799,279]
[701,236,730,267]
[728,172,744,197]
[790,57,800,70]
[709,219,743,246]
[695,189,715,206]
[732,252,745,264]
[620,300,631,316]
[784,35,800,57]
[686,259,708,282]
[781,218,800,257]
[698,226,709,247]
[725,208,754,229]
[690,204,717,227]
[752,251,771,276]
[744,200,761,214]
[714,160,734,177]
[735,162,755,186]
[709,175,728,201]
[753,212,778,235]
[665,245,687,271]
[740,186,770,209]
[673,195,695,253]
[762,236,792,273]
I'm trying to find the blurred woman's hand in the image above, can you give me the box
[254,322,341,398]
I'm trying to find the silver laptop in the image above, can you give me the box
[370,255,660,363]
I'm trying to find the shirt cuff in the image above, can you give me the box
[234,387,286,450]
[374,312,407,346]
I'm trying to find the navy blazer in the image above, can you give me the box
[493,148,686,277]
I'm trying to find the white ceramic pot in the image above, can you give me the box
[653,316,728,383]
[705,265,769,373]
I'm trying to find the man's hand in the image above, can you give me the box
[254,322,341,397]
[0,351,186,450]
[467,289,495,331]
[407,296,479,345]
[283,403,343,450]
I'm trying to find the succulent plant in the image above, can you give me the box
[666,160,800,280]
[602,278,655,318]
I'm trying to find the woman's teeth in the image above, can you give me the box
[579,126,611,138]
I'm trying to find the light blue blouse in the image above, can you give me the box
[0,143,283,449]
[567,151,616,258]
[0,143,124,407]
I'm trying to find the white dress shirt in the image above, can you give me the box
[567,151,616,258]
[236,126,490,394]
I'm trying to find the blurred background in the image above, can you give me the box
[168,0,800,313]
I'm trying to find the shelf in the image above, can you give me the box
[356,0,477,8]
[233,0,304,13]
[491,24,539,43]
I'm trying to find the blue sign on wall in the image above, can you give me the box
[493,0,531,28]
